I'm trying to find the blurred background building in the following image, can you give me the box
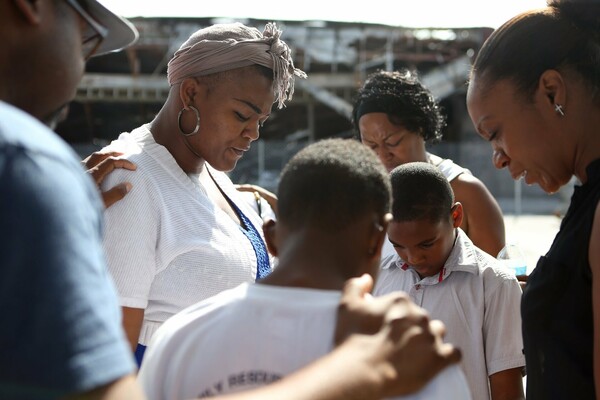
[59,16,557,213]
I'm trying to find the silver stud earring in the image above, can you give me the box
[554,104,565,117]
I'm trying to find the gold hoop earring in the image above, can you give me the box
[178,106,201,136]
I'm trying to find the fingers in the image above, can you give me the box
[341,274,373,301]
[82,151,123,169]
[377,315,461,397]
[235,184,256,193]
[385,301,430,344]
[102,183,133,209]
[335,280,414,344]
[88,156,137,186]
[429,320,462,366]
[83,151,137,209]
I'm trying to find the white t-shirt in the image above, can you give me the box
[138,283,472,400]
[374,229,525,400]
[101,125,272,345]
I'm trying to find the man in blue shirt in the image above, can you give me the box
[0,1,142,398]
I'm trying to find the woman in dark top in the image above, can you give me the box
[466,1,600,398]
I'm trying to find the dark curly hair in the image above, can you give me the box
[352,70,446,143]
[277,138,391,232]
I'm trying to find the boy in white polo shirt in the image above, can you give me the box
[374,161,525,400]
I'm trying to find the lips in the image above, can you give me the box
[231,146,250,157]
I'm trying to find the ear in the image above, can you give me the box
[262,219,279,257]
[450,202,463,228]
[537,69,567,115]
[13,0,43,25]
[367,213,392,259]
[178,77,205,109]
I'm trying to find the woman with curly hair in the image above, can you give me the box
[353,70,505,258]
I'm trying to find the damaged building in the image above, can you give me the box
[59,17,548,203]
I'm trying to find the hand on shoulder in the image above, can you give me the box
[82,151,136,208]
[335,274,462,397]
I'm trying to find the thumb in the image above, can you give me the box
[341,274,373,302]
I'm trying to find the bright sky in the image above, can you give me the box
[101,0,548,29]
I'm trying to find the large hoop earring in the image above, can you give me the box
[178,106,201,136]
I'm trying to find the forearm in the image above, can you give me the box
[489,368,525,400]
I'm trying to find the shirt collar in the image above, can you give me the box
[381,229,480,279]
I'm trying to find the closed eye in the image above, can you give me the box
[235,112,250,122]
[385,138,402,147]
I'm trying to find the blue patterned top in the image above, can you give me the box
[229,199,271,280]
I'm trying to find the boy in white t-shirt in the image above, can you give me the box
[138,139,471,400]
[374,161,525,400]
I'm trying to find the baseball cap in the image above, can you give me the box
[85,0,139,56]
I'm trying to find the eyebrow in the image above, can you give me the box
[234,98,270,117]
[363,130,406,143]
[388,235,436,247]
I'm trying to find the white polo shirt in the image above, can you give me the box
[374,229,525,400]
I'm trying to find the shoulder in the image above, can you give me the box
[457,234,512,281]
[432,155,470,182]
[475,249,521,293]
[451,172,490,195]
[450,171,501,217]
[0,102,78,162]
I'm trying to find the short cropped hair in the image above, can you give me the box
[277,138,391,232]
[352,70,446,143]
[390,162,454,223]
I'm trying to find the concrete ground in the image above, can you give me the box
[497,195,563,272]
[503,214,562,274]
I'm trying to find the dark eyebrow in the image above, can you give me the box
[234,98,270,117]
[384,131,405,141]
[388,237,402,247]
[363,130,405,144]
[388,235,436,247]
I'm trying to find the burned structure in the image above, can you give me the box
[60,17,544,201]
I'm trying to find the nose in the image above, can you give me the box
[492,148,509,169]
[404,249,425,266]
[242,121,260,141]
[375,146,392,161]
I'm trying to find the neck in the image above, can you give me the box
[150,107,206,174]
[259,230,373,291]
[573,106,600,183]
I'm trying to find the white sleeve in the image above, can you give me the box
[483,270,526,376]
[102,167,159,309]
